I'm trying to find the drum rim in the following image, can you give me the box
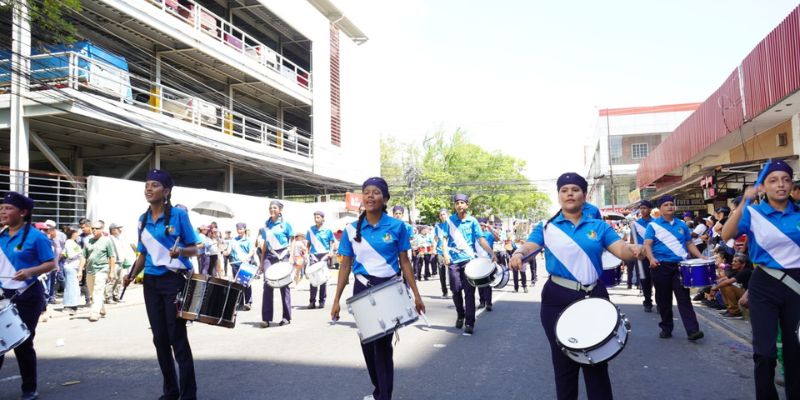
[464,258,497,279]
[555,297,621,352]
[563,323,629,365]
[189,273,246,291]
[679,259,715,266]
[0,330,31,355]
[358,315,419,344]
[177,311,236,328]
[306,261,328,274]
[345,277,404,304]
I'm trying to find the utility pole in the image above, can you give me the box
[605,108,615,209]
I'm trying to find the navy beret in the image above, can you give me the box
[763,160,793,181]
[657,195,675,207]
[392,205,405,213]
[269,200,284,209]
[453,194,469,203]
[146,169,174,189]
[639,200,653,208]
[3,192,34,211]
[362,177,390,200]
[556,173,588,193]
[313,210,325,217]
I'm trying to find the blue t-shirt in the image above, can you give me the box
[737,201,800,270]
[307,225,335,254]
[482,230,495,249]
[633,217,653,244]
[644,216,691,263]
[527,213,621,283]
[434,223,447,255]
[338,213,411,277]
[228,235,253,265]
[445,214,482,264]
[262,218,293,250]
[137,207,200,276]
[0,226,55,288]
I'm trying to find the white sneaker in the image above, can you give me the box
[363,396,375,400]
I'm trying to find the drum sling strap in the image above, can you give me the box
[756,265,800,296]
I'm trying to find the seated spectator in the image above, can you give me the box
[709,252,752,319]
[698,247,732,309]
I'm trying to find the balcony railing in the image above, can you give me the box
[0,167,87,226]
[0,50,312,159]
[148,0,312,91]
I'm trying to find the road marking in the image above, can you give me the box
[0,375,20,382]
[475,289,509,319]
[695,311,751,347]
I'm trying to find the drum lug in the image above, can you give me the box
[369,294,376,306]
[585,353,594,365]
[396,285,404,295]
[347,305,353,315]
[623,318,631,331]
[378,319,386,330]
[0,339,4,347]
[405,306,414,317]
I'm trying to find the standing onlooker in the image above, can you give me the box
[43,222,62,305]
[78,218,92,305]
[108,223,135,303]
[196,225,212,275]
[207,229,222,278]
[62,227,85,315]
[83,221,116,322]
[292,232,308,286]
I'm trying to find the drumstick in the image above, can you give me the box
[170,237,180,258]
[746,159,771,208]
[521,248,542,262]
[420,312,431,327]
[629,220,646,278]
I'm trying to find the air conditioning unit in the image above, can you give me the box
[316,194,330,202]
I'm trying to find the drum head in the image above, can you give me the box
[465,258,495,279]
[680,258,714,267]
[601,251,621,270]
[265,262,293,280]
[306,261,327,274]
[556,298,618,350]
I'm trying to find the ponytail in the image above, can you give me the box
[163,194,173,236]
[15,213,32,250]
[354,211,367,243]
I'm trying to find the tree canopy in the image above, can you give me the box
[381,129,550,224]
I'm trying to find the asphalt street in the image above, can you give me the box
[0,264,771,400]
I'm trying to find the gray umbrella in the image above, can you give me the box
[192,201,234,219]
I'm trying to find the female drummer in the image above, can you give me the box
[0,192,56,400]
[259,200,294,327]
[331,177,425,400]
[122,169,199,400]
[721,160,800,399]
[509,173,640,400]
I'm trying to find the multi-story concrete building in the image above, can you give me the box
[1,0,376,223]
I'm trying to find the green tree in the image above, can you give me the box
[3,0,82,43]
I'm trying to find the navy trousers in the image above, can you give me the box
[230,263,252,307]
[652,262,699,334]
[639,258,653,307]
[541,279,613,400]
[748,267,800,400]
[262,254,291,322]
[0,281,45,395]
[449,261,476,325]
[355,275,395,400]
[433,255,447,295]
[478,286,492,305]
[197,253,210,275]
[143,273,196,400]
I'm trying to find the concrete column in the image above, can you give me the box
[277,178,285,199]
[154,146,162,169]
[223,164,234,193]
[9,1,31,194]
[791,113,800,177]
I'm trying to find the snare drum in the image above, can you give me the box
[600,252,622,287]
[0,300,30,355]
[177,274,244,328]
[465,258,497,287]
[555,297,630,365]
[306,260,330,287]
[491,263,510,289]
[346,277,419,343]
[234,263,258,287]
[265,262,294,288]
[679,259,715,288]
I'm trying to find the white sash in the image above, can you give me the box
[634,221,647,240]
[263,225,287,251]
[474,238,490,259]
[446,219,475,258]
[543,224,598,285]
[345,224,396,278]
[308,228,328,254]
[650,222,688,260]
[0,246,25,289]
[140,228,186,272]
[748,206,800,269]
[231,239,249,263]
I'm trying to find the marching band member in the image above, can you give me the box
[307,211,336,309]
[477,218,500,311]
[0,192,56,400]
[721,160,800,399]
[630,200,655,312]
[442,194,496,335]
[433,208,450,298]
[227,222,255,310]
[643,195,705,340]
[510,172,640,400]
[391,206,415,277]
[331,177,424,400]
[122,169,200,400]
[259,200,294,327]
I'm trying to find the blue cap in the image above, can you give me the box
[2,192,34,211]
[453,194,469,203]
[146,169,174,188]
[683,211,694,218]
[392,205,405,213]
[657,195,675,207]
[732,196,743,207]
[639,200,653,208]
[715,206,731,215]
[362,177,390,200]
[556,172,588,193]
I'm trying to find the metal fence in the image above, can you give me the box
[0,167,87,226]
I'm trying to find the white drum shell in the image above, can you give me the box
[555,298,630,365]
[265,262,294,288]
[306,261,330,287]
[346,279,419,343]
[0,301,30,355]
[491,263,510,289]
[465,258,498,287]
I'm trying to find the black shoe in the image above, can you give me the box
[455,317,464,329]
[486,304,493,312]
[644,305,653,313]
[442,292,448,298]
[20,391,39,400]
[687,331,704,341]
[659,330,672,339]
[307,304,316,309]
[279,319,291,326]
[523,287,528,293]
[243,304,252,311]
[477,302,486,310]
[464,325,474,335]
[514,288,519,293]
[692,293,705,301]
[319,303,325,308]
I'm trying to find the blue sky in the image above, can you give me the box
[342,0,799,189]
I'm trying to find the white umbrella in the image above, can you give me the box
[192,201,235,219]
[602,211,626,221]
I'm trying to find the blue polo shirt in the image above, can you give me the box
[737,201,800,270]
[0,226,55,288]
[445,214,482,264]
[435,223,447,256]
[644,216,691,263]
[228,235,252,265]
[307,225,335,254]
[262,218,293,250]
[339,213,410,277]
[137,207,199,276]
[633,217,653,244]
[584,203,602,219]
[528,213,620,282]
[482,230,495,249]
[403,222,414,244]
